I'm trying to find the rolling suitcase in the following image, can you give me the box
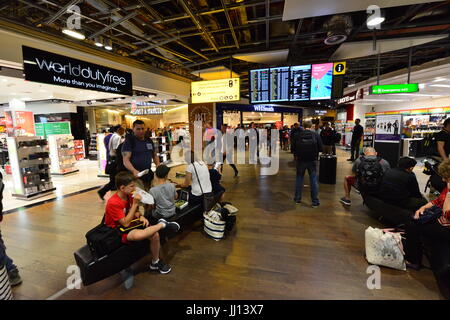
[319,155,337,185]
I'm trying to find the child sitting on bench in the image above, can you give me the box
[149,165,178,222]
[104,171,180,274]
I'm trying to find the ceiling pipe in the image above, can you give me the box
[220,0,240,49]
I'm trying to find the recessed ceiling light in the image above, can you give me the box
[430,84,450,88]
[62,28,86,40]
[433,77,447,82]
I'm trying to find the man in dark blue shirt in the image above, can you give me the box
[122,120,160,189]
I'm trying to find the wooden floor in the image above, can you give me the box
[1,148,444,300]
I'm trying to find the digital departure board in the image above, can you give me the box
[289,65,311,101]
[270,67,289,102]
[249,62,343,103]
[250,69,269,103]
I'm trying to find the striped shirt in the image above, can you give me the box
[431,187,450,227]
[0,265,13,300]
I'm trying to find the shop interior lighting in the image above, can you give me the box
[62,28,86,40]
[166,105,188,112]
[104,38,113,51]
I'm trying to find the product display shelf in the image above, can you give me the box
[88,133,98,160]
[7,136,56,200]
[151,136,171,164]
[97,133,108,177]
[48,134,79,176]
[74,140,86,161]
[363,132,374,148]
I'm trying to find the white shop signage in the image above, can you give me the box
[130,107,164,115]
[253,105,275,112]
[337,88,364,105]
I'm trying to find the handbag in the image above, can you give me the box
[365,227,406,270]
[85,215,122,259]
[417,205,442,224]
[105,156,117,175]
[192,162,216,212]
[203,204,226,241]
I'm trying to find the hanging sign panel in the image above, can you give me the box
[370,83,419,94]
[191,78,240,103]
[22,46,133,96]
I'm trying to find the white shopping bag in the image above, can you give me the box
[365,227,406,271]
[134,187,154,205]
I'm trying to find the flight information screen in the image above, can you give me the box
[270,67,290,102]
[250,69,269,103]
[289,65,311,101]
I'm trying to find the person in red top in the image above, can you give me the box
[404,159,450,270]
[105,171,180,274]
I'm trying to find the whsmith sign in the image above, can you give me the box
[336,88,364,105]
[22,46,133,96]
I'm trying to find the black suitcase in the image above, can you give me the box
[319,155,337,185]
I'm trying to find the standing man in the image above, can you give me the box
[122,120,160,190]
[103,126,114,162]
[219,124,239,177]
[292,121,323,208]
[98,125,125,200]
[436,118,450,161]
[348,119,364,162]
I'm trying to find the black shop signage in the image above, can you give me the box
[336,88,364,105]
[22,46,133,96]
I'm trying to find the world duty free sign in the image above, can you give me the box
[22,46,133,96]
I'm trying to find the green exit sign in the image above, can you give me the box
[370,83,419,94]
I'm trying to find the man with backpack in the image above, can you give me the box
[292,121,323,208]
[340,147,390,206]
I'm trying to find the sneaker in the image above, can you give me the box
[149,260,171,274]
[340,197,351,206]
[347,158,354,162]
[312,203,320,208]
[158,219,180,233]
[8,268,22,287]
[295,200,301,205]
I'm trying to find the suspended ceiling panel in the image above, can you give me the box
[191,66,240,80]
[282,0,445,21]
[331,35,448,60]
[233,49,289,65]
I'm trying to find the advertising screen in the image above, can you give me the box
[310,63,333,100]
[289,65,311,101]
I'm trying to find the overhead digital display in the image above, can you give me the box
[270,67,290,102]
[249,62,342,103]
[250,69,269,103]
[289,65,311,101]
[310,63,333,100]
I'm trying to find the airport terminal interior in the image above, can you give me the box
[2,0,450,301]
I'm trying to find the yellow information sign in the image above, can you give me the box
[191,78,240,103]
[333,62,346,75]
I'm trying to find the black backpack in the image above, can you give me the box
[356,156,384,194]
[294,130,318,162]
[85,216,122,259]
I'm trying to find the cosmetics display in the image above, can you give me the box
[48,134,79,175]
[74,140,85,161]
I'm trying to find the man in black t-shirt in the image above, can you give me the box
[348,119,364,162]
[436,118,450,161]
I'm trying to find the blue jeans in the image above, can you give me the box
[294,161,319,205]
[0,229,16,273]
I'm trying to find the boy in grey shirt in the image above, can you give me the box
[149,165,178,219]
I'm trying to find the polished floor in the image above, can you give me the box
[1,148,443,300]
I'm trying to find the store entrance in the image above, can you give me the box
[242,112,281,127]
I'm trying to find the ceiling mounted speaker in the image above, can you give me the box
[323,15,353,46]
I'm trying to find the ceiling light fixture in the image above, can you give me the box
[104,38,113,51]
[94,36,104,47]
[430,84,450,88]
[62,28,86,40]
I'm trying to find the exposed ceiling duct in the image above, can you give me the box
[323,14,353,46]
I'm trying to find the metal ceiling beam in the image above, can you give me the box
[88,11,139,39]
[220,0,239,49]
[266,0,270,49]
[45,0,81,25]
[185,56,232,69]
[131,37,181,55]
[177,0,219,53]
[138,0,163,21]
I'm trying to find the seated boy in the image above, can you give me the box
[208,163,226,203]
[104,171,180,274]
[149,165,177,221]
